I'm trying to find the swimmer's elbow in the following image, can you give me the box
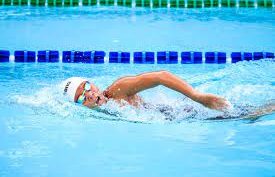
[127,71,171,93]
[156,70,172,84]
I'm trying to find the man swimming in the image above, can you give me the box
[62,70,230,111]
[61,70,275,119]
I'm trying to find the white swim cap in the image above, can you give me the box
[61,77,87,102]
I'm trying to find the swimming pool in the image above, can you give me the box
[0,6,275,177]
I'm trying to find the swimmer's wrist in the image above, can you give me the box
[192,92,203,103]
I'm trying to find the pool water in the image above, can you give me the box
[0,6,275,177]
[0,7,275,52]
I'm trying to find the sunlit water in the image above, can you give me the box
[0,6,275,177]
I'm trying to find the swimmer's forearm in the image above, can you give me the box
[157,71,201,102]
[125,71,229,110]
[158,73,230,110]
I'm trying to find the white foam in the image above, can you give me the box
[254,120,275,126]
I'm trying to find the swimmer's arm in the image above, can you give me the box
[207,102,275,120]
[111,71,197,98]
[110,70,229,110]
[243,102,275,119]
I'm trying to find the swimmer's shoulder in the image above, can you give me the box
[104,76,135,98]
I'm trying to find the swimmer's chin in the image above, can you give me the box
[85,96,108,109]
[97,97,107,107]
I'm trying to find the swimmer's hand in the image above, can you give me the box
[196,93,231,111]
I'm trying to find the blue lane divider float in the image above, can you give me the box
[0,50,274,64]
[231,52,274,63]
[134,52,155,64]
[1,0,274,8]
[181,52,203,64]
[266,52,275,58]
[14,50,36,62]
[38,50,59,62]
[231,52,252,63]
[205,52,227,64]
[157,51,178,64]
[62,51,106,63]
[0,50,10,62]
[109,52,130,63]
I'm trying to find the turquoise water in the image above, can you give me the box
[0,7,275,177]
[0,7,275,52]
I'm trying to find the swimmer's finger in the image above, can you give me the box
[220,100,233,112]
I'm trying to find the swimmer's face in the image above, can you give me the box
[74,81,106,108]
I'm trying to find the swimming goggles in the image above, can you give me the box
[77,82,91,104]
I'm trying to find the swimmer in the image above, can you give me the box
[61,70,230,111]
[61,70,275,120]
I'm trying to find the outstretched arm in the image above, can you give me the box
[243,102,275,119]
[107,71,230,111]
[207,102,275,120]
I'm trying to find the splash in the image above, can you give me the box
[10,60,275,123]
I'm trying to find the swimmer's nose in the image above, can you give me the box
[93,92,100,98]
[85,91,100,102]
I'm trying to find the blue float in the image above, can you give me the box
[244,52,253,61]
[94,51,105,63]
[265,52,274,58]
[74,51,84,63]
[109,52,118,63]
[169,51,178,64]
[205,52,226,64]
[62,51,85,63]
[38,50,59,62]
[193,52,203,63]
[157,51,178,64]
[181,52,203,64]
[62,51,73,63]
[205,52,215,63]
[37,51,47,62]
[157,52,166,64]
[181,52,191,64]
[0,50,10,62]
[146,52,154,64]
[109,52,130,63]
[62,51,105,63]
[231,52,242,63]
[84,51,105,63]
[217,52,226,64]
[14,50,35,62]
[83,51,93,63]
[49,50,59,62]
[120,52,130,63]
[83,51,105,63]
[134,52,154,64]
[253,52,264,60]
